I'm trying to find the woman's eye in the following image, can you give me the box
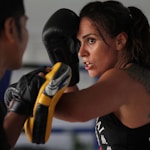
[88,38,96,44]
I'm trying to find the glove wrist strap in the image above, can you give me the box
[9,99,31,117]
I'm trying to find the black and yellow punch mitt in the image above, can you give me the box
[24,62,71,144]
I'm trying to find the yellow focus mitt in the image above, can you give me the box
[24,62,71,144]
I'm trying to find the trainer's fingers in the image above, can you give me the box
[38,67,51,77]
[46,67,51,72]
[38,72,45,77]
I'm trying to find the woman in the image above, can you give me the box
[54,1,150,149]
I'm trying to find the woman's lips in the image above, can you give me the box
[84,62,93,70]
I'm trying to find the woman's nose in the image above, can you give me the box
[78,44,88,58]
[78,45,83,57]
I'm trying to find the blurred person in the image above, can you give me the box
[0,0,50,149]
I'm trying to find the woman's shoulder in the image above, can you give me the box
[99,63,149,82]
[99,67,129,83]
[99,63,150,95]
[97,66,139,94]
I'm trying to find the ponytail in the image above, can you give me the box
[127,6,150,67]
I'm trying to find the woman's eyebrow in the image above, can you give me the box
[82,33,96,39]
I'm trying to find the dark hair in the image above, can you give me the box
[0,0,25,37]
[79,0,150,68]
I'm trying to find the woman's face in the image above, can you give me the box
[77,17,119,77]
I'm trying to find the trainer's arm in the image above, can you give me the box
[3,112,26,148]
[3,67,48,148]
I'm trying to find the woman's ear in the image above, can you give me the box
[3,17,18,43]
[116,32,128,50]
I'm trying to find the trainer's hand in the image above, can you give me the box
[42,8,80,86]
[4,67,49,117]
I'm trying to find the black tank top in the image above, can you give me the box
[95,64,150,150]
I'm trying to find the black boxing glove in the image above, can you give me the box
[4,67,47,117]
[42,8,80,86]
